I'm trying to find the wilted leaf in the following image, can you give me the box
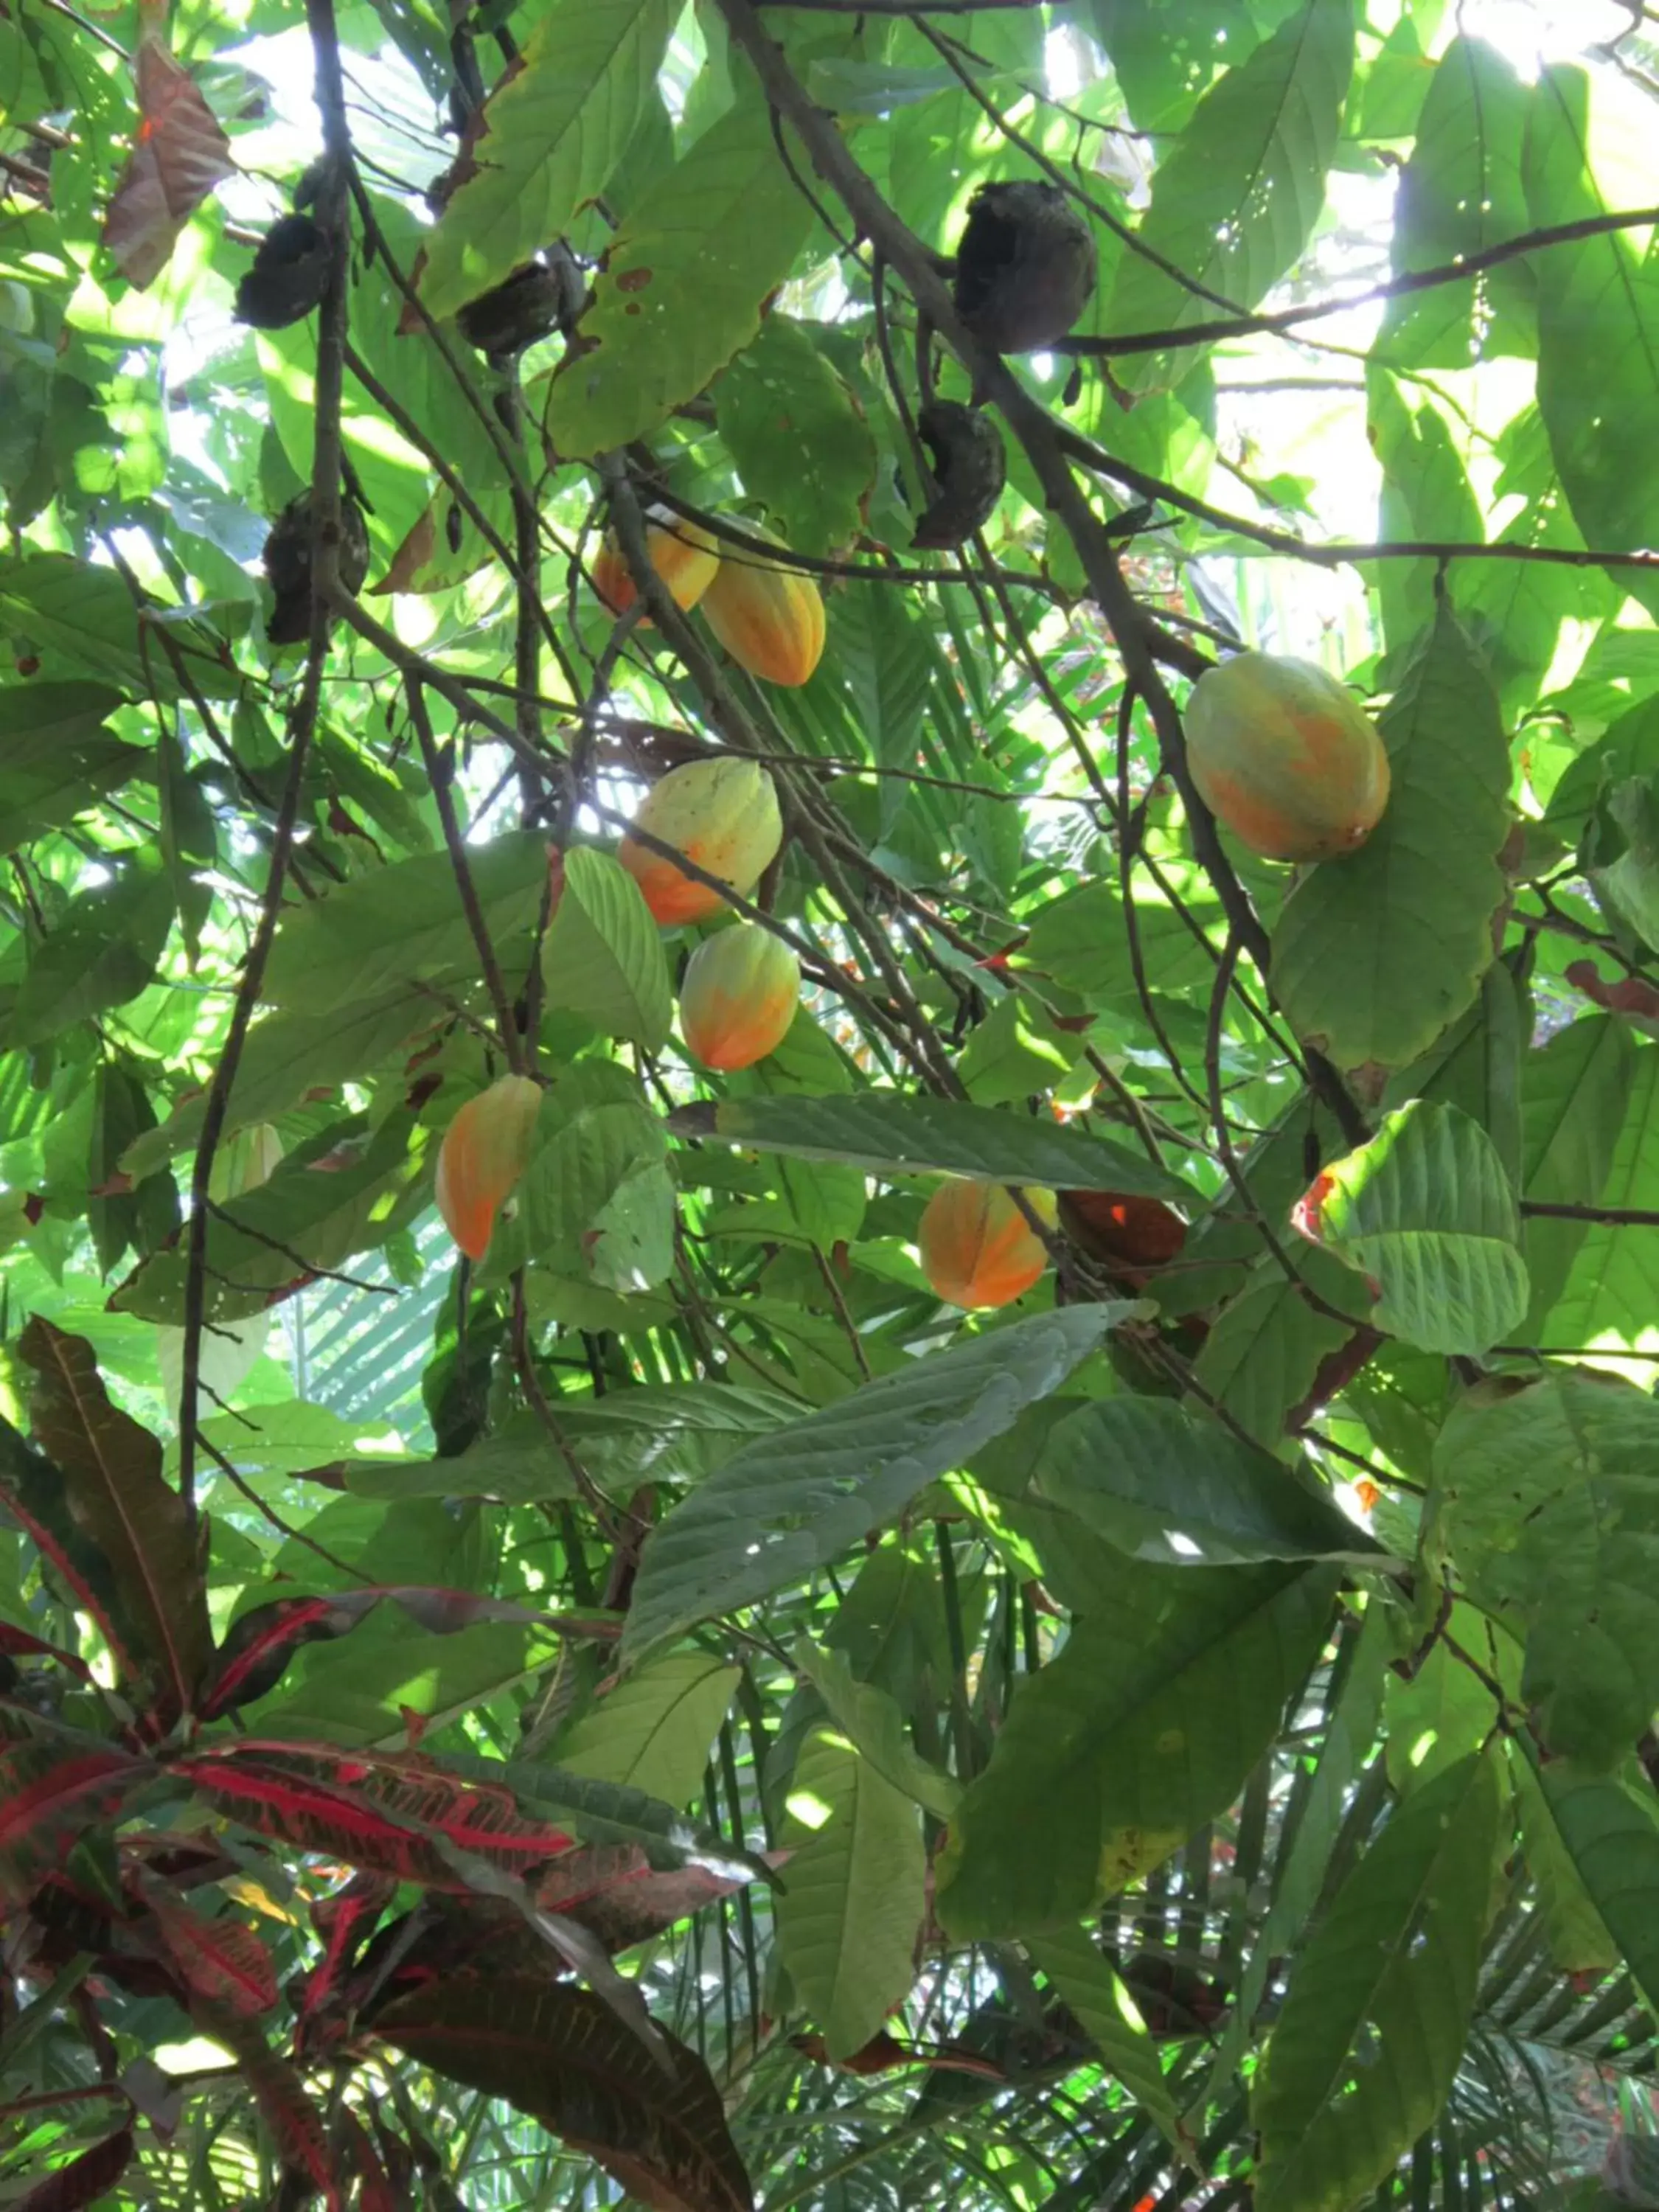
[102,30,235,288]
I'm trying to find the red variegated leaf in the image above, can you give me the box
[140,1880,279,2015]
[17,2125,134,2211]
[102,29,235,288]
[376,1976,754,2212]
[175,1744,573,1889]
[189,1999,345,2208]
[538,1844,785,1955]
[338,2110,398,2212]
[20,1320,212,1722]
[0,1622,94,1681]
[0,1744,148,1907]
[295,1871,397,2053]
[0,1419,139,1681]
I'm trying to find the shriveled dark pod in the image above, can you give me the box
[911,400,1006,549]
[235,212,330,331]
[952,181,1097,355]
[263,490,370,646]
[456,260,566,361]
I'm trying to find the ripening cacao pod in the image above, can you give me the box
[593,509,720,623]
[1184,653,1391,863]
[919,1181,1054,1310]
[680,923,800,1070]
[699,530,825,687]
[435,1073,542,1261]
[1059,1189,1186,1284]
[619,758,782,927]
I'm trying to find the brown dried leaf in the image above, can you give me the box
[102,31,235,289]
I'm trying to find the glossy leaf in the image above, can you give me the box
[553,1654,741,1813]
[542,845,672,1049]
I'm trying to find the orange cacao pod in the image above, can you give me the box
[680,923,800,1071]
[700,529,825,686]
[619,757,782,927]
[435,1073,541,1260]
[1059,1189,1187,1277]
[1185,653,1390,863]
[919,1181,1054,1310]
[592,509,720,623]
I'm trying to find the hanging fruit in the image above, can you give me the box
[234,212,330,330]
[952,181,1097,355]
[619,758,782,927]
[1184,653,1391,863]
[434,1073,542,1261]
[680,924,800,1071]
[919,1181,1054,1310]
[592,509,720,623]
[262,489,370,647]
[699,529,825,687]
[1059,1189,1187,1287]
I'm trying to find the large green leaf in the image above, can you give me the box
[1189,1242,1373,1451]
[1517,1013,1634,1335]
[793,1638,959,1820]
[1534,1760,1659,2013]
[1105,0,1355,389]
[0,681,139,849]
[1377,33,1534,366]
[1545,1044,1659,1350]
[553,1655,740,1814]
[1034,1396,1385,1567]
[936,1559,1338,1935]
[667,1093,1189,1197]
[8,852,174,1049]
[545,89,821,458]
[541,846,672,1051]
[1298,1100,1528,1356]
[774,1724,925,2062]
[621,1306,1123,1665]
[1273,607,1512,1073]
[1524,66,1659,620]
[1430,1368,1659,1768]
[714,316,876,558]
[260,831,549,1017]
[417,0,680,320]
[1252,1750,1503,2212]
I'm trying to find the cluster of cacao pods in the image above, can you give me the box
[593,508,825,689]
[1183,651,1391,864]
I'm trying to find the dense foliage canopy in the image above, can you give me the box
[3,0,1659,2204]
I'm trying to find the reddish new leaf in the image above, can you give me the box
[1565,958,1659,1030]
[141,1881,279,2015]
[0,1621,94,1681]
[295,1871,397,2053]
[0,1419,140,1682]
[376,1975,754,2212]
[538,1843,783,1955]
[0,1743,148,1907]
[17,2125,134,2211]
[175,1743,573,1889]
[101,29,235,288]
[20,1319,212,1722]
[190,1999,345,2208]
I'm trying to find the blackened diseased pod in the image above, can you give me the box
[911,401,1006,549]
[235,212,330,331]
[456,260,567,364]
[262,490,371,647]
[952,181,1097,355]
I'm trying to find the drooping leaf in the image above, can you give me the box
[1025,1924,1181,2148]
[18,1318,212,1717]
[792,1638,960,1820]
[546,88,821,458]
[622,1306,1124,1665]
[8,852,175,1050]
[774,1725,925,2062]
[1545,1043,1659,1351]
[0,682,139,850]
[1034,1396,1385,1568]
[667,1093,1189,1197]
[1272,605,1512,1073]
[1295,1099,1528,1356]
[1106,0,1356,389]
[101,29,234,289]
[1252,1750,1503,2212]
[0,1740,148,1907]
[418,0,681,320]
[375,1976,754,2212]
[1430,1367,1659,1768]
[542,845,672,1050]
[1533,1758,1659,2014]
[936,1561,1338,1935]
[1517,1012,1634,1335]
[141,1882,279,2016]
[714,316,877,557]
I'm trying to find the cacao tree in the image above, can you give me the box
[2,0,1659,2206]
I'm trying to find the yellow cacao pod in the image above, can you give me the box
[1185,653,1391,863]
[680,923,800,1071]
[700,530,825,687]
[435,1073,541,1261]
[919,1182,1054,1310]
[592,509,720,623]
[619,757,782,928]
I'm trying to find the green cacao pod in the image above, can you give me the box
[1185,653,1391,863]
